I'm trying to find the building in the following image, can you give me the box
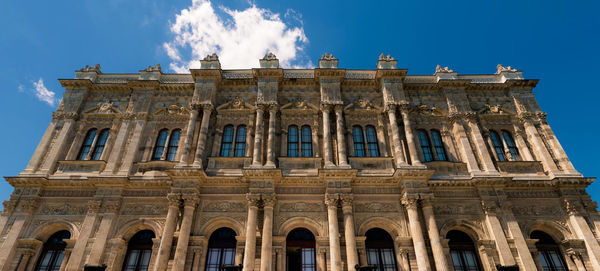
[1,52,598,271]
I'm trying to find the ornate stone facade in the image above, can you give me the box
[1,53,598,271]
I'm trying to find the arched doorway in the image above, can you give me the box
[530,230,567,271]
[34,230,71,271]
[446,230,482,271]
[286,228,316,271]
[122,230,155,271]
[365,228,397,271]
[205,227,237,271]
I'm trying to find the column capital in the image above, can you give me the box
[481,200,499,215]
[563,199,583,215]
[334,104,344,113]
[384,103,397,113]
[202,103,214,112]
[398,103,410,112]
[167,193,182,207]
[401,197,418,210]
[182,195,199,207]
[17,198,38,213]
[324,194,339,208]
[262,194,277,208]
[268,104,279,114]
[102,200,121,214]
[2,200,17,213]
[340,194,353,207]
[320,103,332,112]
[87,200,102,214]
[246,193,261,207]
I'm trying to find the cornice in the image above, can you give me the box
[314,68,346,79]
[375,69,408,80]
[58,79,93,89]
[252,68,284,78]
[127,80,160,90]
[190,69,222,81]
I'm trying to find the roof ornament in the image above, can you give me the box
[78,64,102,73]
[378,53,395,61]
[435,65,454,73]
[203,53,219,61]
[496,64,517,74]
[143,64,161,72]
[262,52,278,60]
[321,52,337,60]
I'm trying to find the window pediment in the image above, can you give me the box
[280,98,319,114]
[343,98,381,114]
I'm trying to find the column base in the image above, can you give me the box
[263,162,276,168]
[174,162,203,169]
[248,163,263,169]
[324,162,336,169]
[337,163,352,169]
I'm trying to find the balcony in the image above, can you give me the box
[278,157,321,176]
[424,161,469,178]
[348,157,394,176]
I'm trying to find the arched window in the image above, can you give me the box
[353,126,366,157]
[234,125,247,157]
[166,129,181,161]
[152,129,169,160]
[366,126,380,157]
[502,130,520,161]
[205,228,237,271]
[78,129,97,160]
[90,129,109,160]
[122,230,155,271]
[489,130,506,161]
[34,230,70,271]
[418,130,434,162]
[531,231,567,271]
[301,125,313,157]
[447,230,482,271]
[365,228,397,271]
[430,130,447,161]
[288,125,299,157]
[220,125,234,157]
[286,228,316,271]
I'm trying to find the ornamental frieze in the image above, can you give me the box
[38,203,87,216]
[354,202,398,212]
[278,202,324,212]
[434,203,481,216]
[511,206,562,216]
[120,204,167,216]
[201,201,245,212]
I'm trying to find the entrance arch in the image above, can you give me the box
[531,230,567,271]
[205,227,237,271]
[447,230,483,271]
[364,228,397,271]
[286,228,316,271]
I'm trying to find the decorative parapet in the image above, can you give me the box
[259,52,280,68]
[318,53,338,69]
[139,64,162,81]
[434,65,458,81]
[200,53,221,69]
[376,54,397,69]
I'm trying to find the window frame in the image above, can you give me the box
[78,128,98,160]
[220,125,235,157]
[233,125,247,157]
[365,125,380,157]
[501,130,521,161]
[34,230,70,271]
[489,130,507,162]
[429,129,447,161]
[165,129,181,161]
[417,129,434,162]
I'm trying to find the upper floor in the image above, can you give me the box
[18,53,582,179]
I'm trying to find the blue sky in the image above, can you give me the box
[1,0,599,207]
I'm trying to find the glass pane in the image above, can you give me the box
[50,252,64,271]
[37,251,53,270]
[206,248,222,271]
[548,251,566,271]
[166,129,181,161]
[502,131,521,161]
[91,129,109,160]
[288,126,299,157]
[220,126,234,157]
[381,248,396,271]
[539,252,551,270]
[301,248,316,271]
[301,126,313,157]
[366,126,379,157]
[430,130,447,161]
[366,249,380,266]
[353,126,365,157]
[124,250,140,271]
[451,251,465,271]
[78,129,97,160]
[234,126,247,157]
[222,248,236,265]
[489,131,506,161]
[152,129,169,160]
[418,130,433,162]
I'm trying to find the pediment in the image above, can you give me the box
[343,98,381,113]
[410,104,445,117]
[217,97,256,112]
[153,104,190,116]
[280,98,319,113]
[83,101,123,116]
[477,103,514,116]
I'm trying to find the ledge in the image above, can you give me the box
[56,160,107,174]
[133,160,177,173]
[423,161,469,177]
[496,161,544,175]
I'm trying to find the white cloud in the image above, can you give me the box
[163,0,311,72]
[17,84,25,93]
[32,78,57,107]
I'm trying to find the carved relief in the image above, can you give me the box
[38,204,86,216]
[279,202,324,212]
[354,202,397,212]
[120,204,168,216]
[202,202,246,212]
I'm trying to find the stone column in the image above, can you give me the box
[521,118,559,172]
[264,107,278,168]
[399,106,422,166]
[24,118,58,173]
[275,248,284,271]
[564,200,600,270]
[119,116,147,174]
[341,195,358,270]
[321,105,335,168]
[421,200,448,271]
[15,250,32,271]
[260,196,276,271]
[173,196,199,271]
[251,108,265,167]
[65,200,100,271]
[481,201,516,267]
[243,195,260,271]
[464,117,497,173]
[179,104,200,165]
[567,251,587,271]
[501,204,537,271]
[317,248,326,271]
[325,195,342,271]
[103,116,133,173]
[59,240,75,271]
[450,118,481,173]
[193,106,213,167]
[40,117,76,172]
[386,105,407,167]
[511,124,533,161]
[402,198,430,271]
[396,248,410,271]
[153,194,181,271]
[191,248,202,271]
[87,201,120,266]
[334,105,349,168]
